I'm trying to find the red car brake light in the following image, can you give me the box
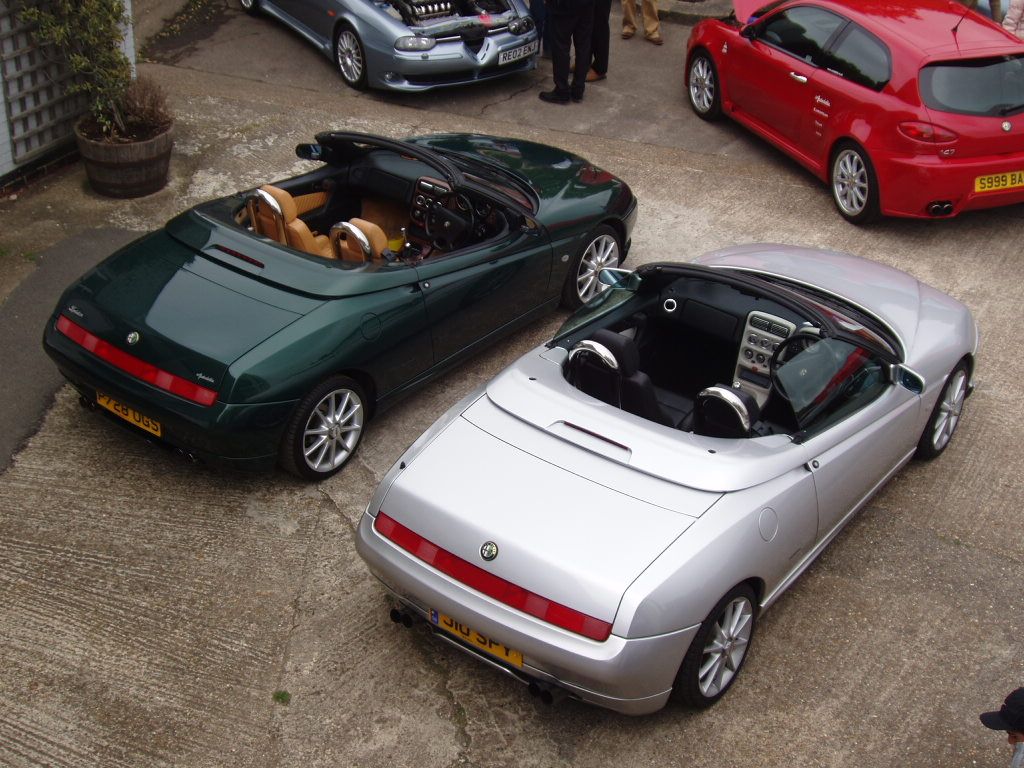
[898,121,959,143]
[55,315,218,407]
[375,512,613,642]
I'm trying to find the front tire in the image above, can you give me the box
[335,25,368,91]
[687,50,721,120]
[561,224,622,309]
[830,141,880,225]
[280,375,367,481]
[914,360,968,460]
[673,584,756,708]
[239,0,260,15]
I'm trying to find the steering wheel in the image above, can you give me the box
[425,195,474,251]
[768,332,821,403]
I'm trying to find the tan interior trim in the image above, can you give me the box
[293,191,329,216]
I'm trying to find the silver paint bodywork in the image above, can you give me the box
[355,245,978,715]
[253,0,538,91]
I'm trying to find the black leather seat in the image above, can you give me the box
[692,385,760,438]
[568,329,675,427]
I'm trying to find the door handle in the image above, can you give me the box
[789,72,808,83]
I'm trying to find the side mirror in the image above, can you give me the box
[740,24,757,39]
[296,143,323,161]
[890,364,925,394]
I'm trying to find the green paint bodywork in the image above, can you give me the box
[43,133,636,470]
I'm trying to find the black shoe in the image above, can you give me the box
[539,90,570,104]
[571,91,583,102]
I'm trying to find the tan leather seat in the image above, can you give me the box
[249,184,334,260]
[332,218,389,263]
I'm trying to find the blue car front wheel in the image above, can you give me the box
[335,25,368,91]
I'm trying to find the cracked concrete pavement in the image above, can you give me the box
[1,2,1023,767]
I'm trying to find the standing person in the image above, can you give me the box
[1004,0,1024,38]
[530,0,553,57]
[539,0,595,104]
[980,688,1024,768]
[587,0,611,82]
[621,0,662,44]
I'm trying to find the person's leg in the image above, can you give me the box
[570,1,594,99]
[590,0,611,76]
[530,0,548,54]
[641,0,661,41]
[621,0,636,37]
[542,10,572,101]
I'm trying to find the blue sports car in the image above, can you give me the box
[240,0,538,91]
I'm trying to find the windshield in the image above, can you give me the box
[440,152,538,212]
[920,55,1024,117]
[753,275,899,359]
[554,284,638,340]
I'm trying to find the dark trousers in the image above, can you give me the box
[549,0,594,98]
[590,0,611,75]
[530,0,553,55]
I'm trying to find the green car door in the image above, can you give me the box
[414,220,552,364]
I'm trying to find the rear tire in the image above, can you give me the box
[830,141,880,225]
[914,360,968,460]
[673,584,756,708]
[687,50,721,121]
[280,375,367,481]
[335,25,368,91]
[240,0,260,15]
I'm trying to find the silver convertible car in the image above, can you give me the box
[355,245,978,715]
[240,0,538,91]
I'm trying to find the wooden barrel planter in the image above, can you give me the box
[75,121,174,198]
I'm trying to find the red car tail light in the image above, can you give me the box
[375,512,613,642]
[56,315,219,407]
[898,121,959,143]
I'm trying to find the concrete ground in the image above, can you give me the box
[1,3,1023,767]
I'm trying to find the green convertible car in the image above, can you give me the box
[43,132,636,479]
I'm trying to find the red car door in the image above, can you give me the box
[729,6,848,149]
[802,23,892,165]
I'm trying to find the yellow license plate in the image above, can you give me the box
[96,392,162,437]
[975,170,1024,193]
[430,610,523,668]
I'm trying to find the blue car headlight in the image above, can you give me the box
[395,36,437,51]
[508,16,535,34]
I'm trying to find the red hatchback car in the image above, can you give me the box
[685,0,1024,223]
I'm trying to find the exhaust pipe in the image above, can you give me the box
[927,201,954,217]
[78,395,97,410]
[527,681,568,705]
[389,607,414,628]
[173,448,201,464]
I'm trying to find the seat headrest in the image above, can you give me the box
[695,385,760,438]
[260,184,297,222]
[349,218,388,260]
[589,329,639,376]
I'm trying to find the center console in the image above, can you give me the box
[733,312,796,405]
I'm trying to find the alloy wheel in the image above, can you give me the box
[689,56,715,114]
[931,368,966,452]
[576,233,620,304]
[336,30,364,85]
[832,148,870,217]
[302,387,364,474]
[698,595,753,698]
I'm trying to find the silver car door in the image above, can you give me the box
[801,382,919,542]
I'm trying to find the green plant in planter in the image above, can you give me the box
[19,0,171,142]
